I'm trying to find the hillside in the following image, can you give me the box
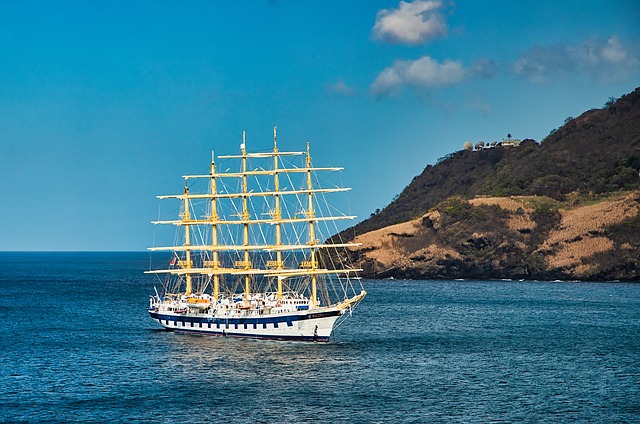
[348,87,640,237]
[340,87,640,280]
[347,192,640,280]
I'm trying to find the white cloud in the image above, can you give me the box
[371,56,465,96]
[371,55,494,98]
[600,36,628,63]
[405,56,465,86]
[513,35,639,84]
[373,0,448,45]
[324,78,357,96]
[370,67,405,96]
[570,35,631,68]
[468,58,498,79]
[512,45,571,84]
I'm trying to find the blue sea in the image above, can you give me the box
[1,252,639,423]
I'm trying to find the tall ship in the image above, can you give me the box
[147,128,366,341]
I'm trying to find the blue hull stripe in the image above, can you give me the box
[149,310,340,326]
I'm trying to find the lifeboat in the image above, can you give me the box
[186,297,211,310]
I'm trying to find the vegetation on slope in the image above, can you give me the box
[332,87,640,280]
[349,87,640,237]
[349,191,639,280]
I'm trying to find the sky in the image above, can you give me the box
[1,0,639,251]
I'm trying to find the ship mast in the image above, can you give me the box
[306,142,318,308]
[210,151,220,300]
[241,131,251,299]
[273,127,284,299]
[182,185,193,296]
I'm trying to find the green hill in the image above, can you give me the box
[350,87,640,237]
[337,87,640,281]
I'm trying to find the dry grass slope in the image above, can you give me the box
[350,191,640,279]
[539,192,640,275]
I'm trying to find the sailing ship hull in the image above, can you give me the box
[148,308,343,342]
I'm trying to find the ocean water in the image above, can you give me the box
[1,252,639,423]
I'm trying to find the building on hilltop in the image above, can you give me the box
[501,138,522,147]
[464,135,523,151]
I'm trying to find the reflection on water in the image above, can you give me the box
[159,331,359,384]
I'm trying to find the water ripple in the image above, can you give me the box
[1,253,639,423]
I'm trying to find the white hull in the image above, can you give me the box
[149,307,343,342]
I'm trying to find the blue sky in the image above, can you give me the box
[2,0,639,250]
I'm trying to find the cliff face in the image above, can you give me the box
[348,192,640,281]
[340,87,640,281]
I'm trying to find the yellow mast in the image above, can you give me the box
[210,151,220,301]
[306,142,317,308]
[241,131,251,299]
[273,127,284,299]
[145,133,366,308]
[183,185,192,296]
